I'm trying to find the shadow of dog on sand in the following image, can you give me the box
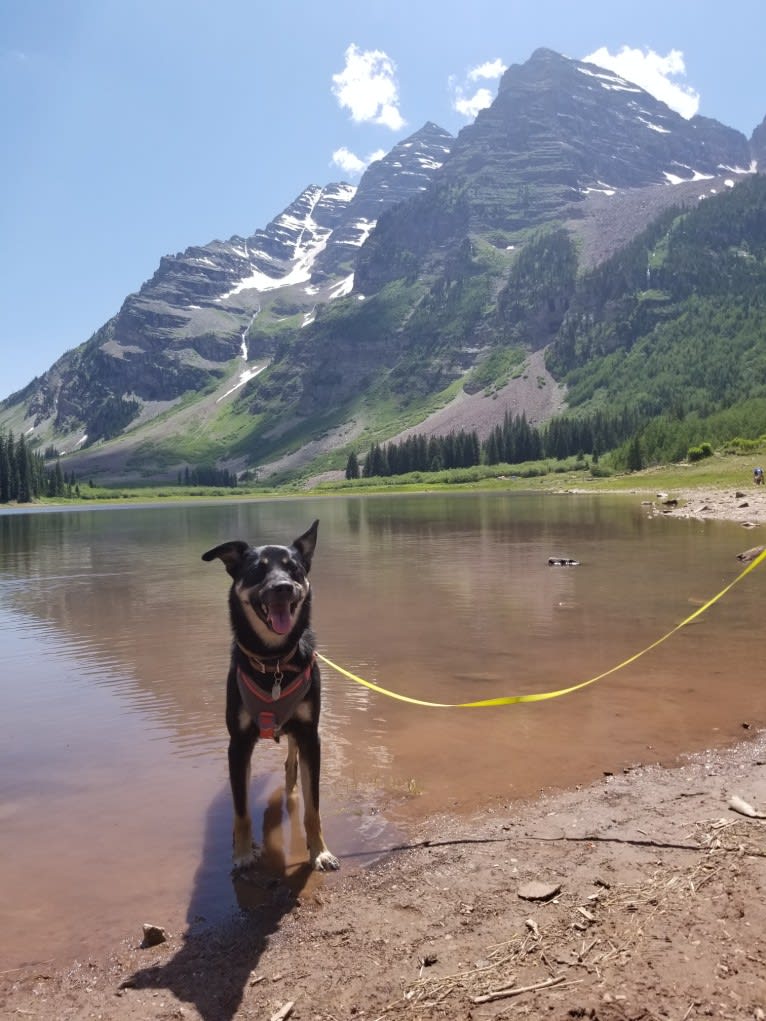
[123,781,324,1021]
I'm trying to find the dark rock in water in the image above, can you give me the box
[737,545,765,562]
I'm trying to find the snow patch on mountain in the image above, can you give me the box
[638,116,671,134]
[577,65,642,94]
[329,274,354,299]
[663,164,716,184]
[216,365,266,403]
[219,188,333,298]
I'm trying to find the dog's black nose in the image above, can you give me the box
[267,582,294,597]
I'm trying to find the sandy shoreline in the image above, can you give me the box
[560,482,766,530]
[652,485,766,529]
[3,733,766,1020]
[2,484,765,1020]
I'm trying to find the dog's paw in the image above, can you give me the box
[312,849,340,872]
[231,846,259,872]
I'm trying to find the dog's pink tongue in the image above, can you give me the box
[268,602,293,635]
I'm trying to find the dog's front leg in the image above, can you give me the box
[228,726,257,867]
[296,725,340,871]
[285,733,299,795]
[226,665,259,868]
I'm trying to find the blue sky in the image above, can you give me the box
[2,0,765,401]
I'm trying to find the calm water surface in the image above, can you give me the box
[1,492,763,969]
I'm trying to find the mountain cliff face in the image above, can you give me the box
[1,49,764,483]
[356,48,752,290]
[3,122,453,448]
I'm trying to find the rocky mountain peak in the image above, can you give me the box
[311,121,453,280]
[434,48,751,233]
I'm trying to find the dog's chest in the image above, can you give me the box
[236,660,313,739]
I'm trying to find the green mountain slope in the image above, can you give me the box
[549,176,766,418]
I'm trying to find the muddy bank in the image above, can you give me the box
[3,730,766,1021]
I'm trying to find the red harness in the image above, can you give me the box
[235,647,315,740]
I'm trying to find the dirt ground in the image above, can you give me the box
[3,738,766,1021]
[3,486,766,1021]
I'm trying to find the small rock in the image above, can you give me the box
[141,923,169,948]
[518,881,561,902]
[737,545,765,562]
[269,1003,295,1021]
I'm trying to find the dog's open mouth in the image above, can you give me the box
[262,595,298,635]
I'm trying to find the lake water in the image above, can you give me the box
[1,491,763,969]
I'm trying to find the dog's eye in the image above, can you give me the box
[244,559,267,582]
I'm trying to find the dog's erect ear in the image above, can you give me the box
[292,519,319,571]
[201,540,251,578]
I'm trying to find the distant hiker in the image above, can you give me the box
[754,467,764,486]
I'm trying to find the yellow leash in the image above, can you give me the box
[317,547,766,708]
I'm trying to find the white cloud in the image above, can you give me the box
[331,147,367,175]
[468,58,507,82]
[582,46,700,119]
[453,87,495,119]
[331,44,405,131]
[450,57,506,119]
[331,147,387,177]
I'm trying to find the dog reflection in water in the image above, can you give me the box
[232,787,324,910]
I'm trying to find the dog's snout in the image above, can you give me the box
[266,580,295,600]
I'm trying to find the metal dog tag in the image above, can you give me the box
[272,664,283,701]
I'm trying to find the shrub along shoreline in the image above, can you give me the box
[3,449,765,528]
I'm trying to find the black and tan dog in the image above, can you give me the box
[202,520,339,872]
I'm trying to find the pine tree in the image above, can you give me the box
[627,435,644,472]
[15,433,32,503]
[0,434,10,503]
